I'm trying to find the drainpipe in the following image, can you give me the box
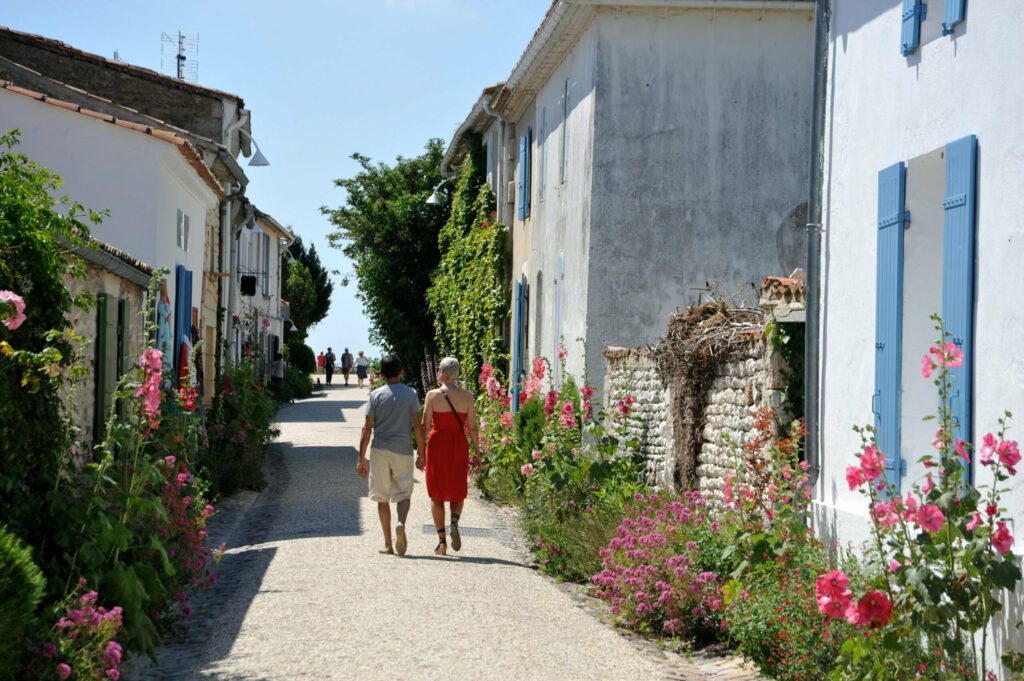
[220,110,252,368]
[805,0,830,497]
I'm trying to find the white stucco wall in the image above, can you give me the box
[584,8,814,392]
[0,88,218,319]
[817,0,1024,669]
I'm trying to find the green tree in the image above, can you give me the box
[322,139,448,389]
[283,261,317,335]
[282,236,333,335]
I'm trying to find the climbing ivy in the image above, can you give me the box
[427,135,508,389]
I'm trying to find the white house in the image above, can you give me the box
[813,0,1024,666]
[445,0,815,395]
[0,80,223,385]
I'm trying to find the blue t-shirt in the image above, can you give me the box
[366,383,420,455]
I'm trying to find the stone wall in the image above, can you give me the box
[604,337,785,503]
[603,347,675,490]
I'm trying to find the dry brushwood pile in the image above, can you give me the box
[652,301,765,488]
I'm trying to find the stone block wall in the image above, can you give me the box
[603,347,676,490]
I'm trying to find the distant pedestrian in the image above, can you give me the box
[422,357,480,555]
[341,347,354,386]
[355,350,369,388]
[356,354,425,556]
[324,347,337,385]
[317,351,325,374]
[271,352,286,399]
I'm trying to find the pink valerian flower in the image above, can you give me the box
[560,401,576,429]
[980,433,999,466]
[860,446,884,481]
[520,463,534,476]
[845,465,864,491]
[103,640,123,665]
[499,412,513,429]
[531,450,542,460]
[998,440,1021,475]
[847,590,892,628]
[993,522,1014,553]
[966,511,983,531]
[56,663,72,680]
[917,504,946,533]
[920,354,935,378]
[0,290,26,330]
[556,344,568,362]
[544,390,559,417]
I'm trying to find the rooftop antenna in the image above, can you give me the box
[160,31,199,82]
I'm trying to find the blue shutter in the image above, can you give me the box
[174,265,193,387]
[518,135,528,221]
[942,135,977,482]
[943,0,966,35]
[510,275,527,413]
[525,127,533,218]
[94,294,117,441]
[901,0,925,56]
[875,162,908,492]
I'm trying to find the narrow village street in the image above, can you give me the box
[124,385,703,681]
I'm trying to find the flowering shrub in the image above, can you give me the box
[24,583,124,681]
[593,491,732,641]
[826,319,1021,680]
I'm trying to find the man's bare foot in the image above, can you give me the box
[378,546,394,555]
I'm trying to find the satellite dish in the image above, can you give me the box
[776,202,808,274]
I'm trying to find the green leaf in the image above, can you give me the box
[990,559,1022,590]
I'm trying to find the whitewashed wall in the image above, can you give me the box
[818,0,1024,670]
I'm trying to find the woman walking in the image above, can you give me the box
[422,357,480,555]
[355,350,370,388]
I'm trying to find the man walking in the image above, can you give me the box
[324,347,336,385]
[340,347,354,386]
[356,354,425,556]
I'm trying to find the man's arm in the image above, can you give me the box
[412,411,426,469]
[357,415,373,478]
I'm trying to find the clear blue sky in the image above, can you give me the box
[3,0,551,358]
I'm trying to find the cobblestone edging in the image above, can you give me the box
[475,490,761,681]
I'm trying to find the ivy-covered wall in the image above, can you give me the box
[427,135,508,388]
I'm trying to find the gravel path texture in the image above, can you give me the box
[124,384,684,681]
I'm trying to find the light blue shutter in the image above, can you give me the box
[901,0,925,56]
[174,265,193,387]
[943,0,966,35]
[942,135,977,482]
[525,127,533,218]
[518,135,528,221]
[510,275,527,413]
[875,162,908,492]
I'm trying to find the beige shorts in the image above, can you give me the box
[368,448,414,503]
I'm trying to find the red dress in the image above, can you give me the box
[425,411,469,503]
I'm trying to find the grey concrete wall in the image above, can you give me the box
[585,8,813,391]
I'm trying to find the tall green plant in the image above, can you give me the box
[0,525,45,676]
[427,134,508,389]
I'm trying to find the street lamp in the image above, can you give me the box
[238,128,270,167]
[426,178,454,205]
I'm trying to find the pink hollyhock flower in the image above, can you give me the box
[139,348,163,373]
[922,473,935,494]
[617,399,631,416]
[544,390,559,417]
[932,427,944,451]
[814,570,850,599]
[524,377,543,400]
[980,433,998,466]
[723,471,734,504]
[499,412,513,429]
[872,501,899,529]
[848,590,892,628]
[993,522,1014,553]
[966,511,983,531]
[860,446,884,481]
[560,401,576,429]
[580,385,594,400]
[845,465,864,491]
[920,354,934,378]
[817,591,853,620]
[485,376,501,400]
[520,463,534,477]
[556,344,568,361]
[917,504,946,533]
[531,450,541,460]
[57,664,72,680]
[0,290,26,330]
[986,503,998,516]
[531,357,546,380]
[261,317,270,330]
[902,492,919,521]
[480,363,493,383]
[936,342,964,368]
[888,559,901,573]
[998,440,1021,475]
[956,439,970,463]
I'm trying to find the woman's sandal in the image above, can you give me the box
[450,515,462,552]
[434,528,447,556]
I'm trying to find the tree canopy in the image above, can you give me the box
[322,139,449,388]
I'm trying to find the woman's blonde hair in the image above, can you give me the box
[438,357,460,382]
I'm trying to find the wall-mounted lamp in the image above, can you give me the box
[426,178,454,205]
[238,129,270,167]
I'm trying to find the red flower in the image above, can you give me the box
[814,570,849,599]
[847,590,891,628]
[845,465,864,491]
[993,522,1014,554]
[860,446,884,481]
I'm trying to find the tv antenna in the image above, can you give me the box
[160,31,199,82]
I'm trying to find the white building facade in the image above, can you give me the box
[814,0,1024,665]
